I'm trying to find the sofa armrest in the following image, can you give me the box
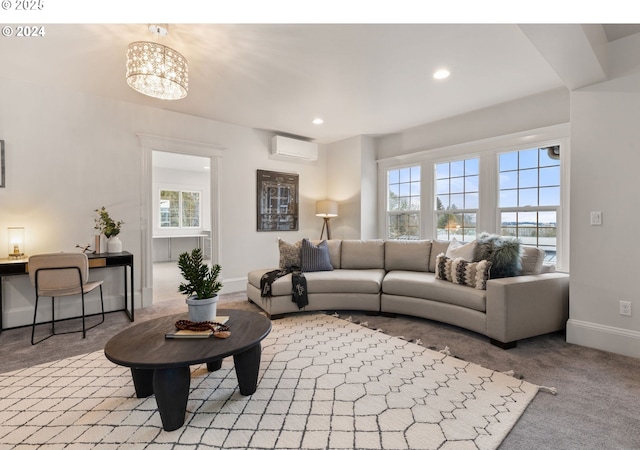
[486,272,569,344]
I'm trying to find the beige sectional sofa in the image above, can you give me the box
[247,239,569,348]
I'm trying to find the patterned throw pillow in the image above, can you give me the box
[301,238,333,272]
[278,239,301,269]
[436,253,492,290]
[435,253,454,282]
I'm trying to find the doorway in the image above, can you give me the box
[138,134,224,309]
[152,151,212,303]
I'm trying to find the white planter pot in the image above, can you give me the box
[185,294,219,322]
[107,236,122,253]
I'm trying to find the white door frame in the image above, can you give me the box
[138,134,225,308]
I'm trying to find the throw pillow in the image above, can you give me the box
[278,239,301,269]
[301,238,333,272]
[451,258,492,290]
[520,246,546,275]
[473,232,522,278]
[435,253,454,282]
[445,238,477,261]
[436,253,492,290]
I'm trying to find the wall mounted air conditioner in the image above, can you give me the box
[270,135,318,161]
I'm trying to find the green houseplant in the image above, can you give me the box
[178,248,223,322]
[94,206,124,253]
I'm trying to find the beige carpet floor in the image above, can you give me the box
[2,292,640,449]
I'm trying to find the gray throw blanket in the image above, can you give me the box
[260,266,309,309]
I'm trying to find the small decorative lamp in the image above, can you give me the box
[8,227,25,259]
[315,200,338,240]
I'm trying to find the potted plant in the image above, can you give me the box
[94,206,124,253]
[178,247,223,322]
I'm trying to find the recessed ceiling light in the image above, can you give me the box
[312,118,324,125]
[433,69,450,80]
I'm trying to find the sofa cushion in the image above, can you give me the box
[445,238,477,261]
[520,246,546,275]
[301,238,333,272]
[383,270,487,312]
[304,269,385,294]
[473,233,522,278]
[385,240,431,272]
[248,268,292,297]
[429,240,451,272]
[311,239,341,268]
[278,239,301,269]
[341,240,385,269]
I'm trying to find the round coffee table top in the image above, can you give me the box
[104,309,272,369]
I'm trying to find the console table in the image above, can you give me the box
[0,251,134,333]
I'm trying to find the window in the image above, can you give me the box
[387,166,420,239]
[160,190,201,228]
[499,147,560,260]
[435,158,479,242]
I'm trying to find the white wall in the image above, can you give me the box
[326,135,377,240]
[566,33,640,358]
[0,78,328,328]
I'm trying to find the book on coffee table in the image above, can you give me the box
[164,316,230,339]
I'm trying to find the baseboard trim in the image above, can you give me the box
[566,319,640,359]
[222,277,248,294]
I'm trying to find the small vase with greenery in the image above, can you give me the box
[178,248,223,322]
[94,206,124,238]
[94,206,124,253]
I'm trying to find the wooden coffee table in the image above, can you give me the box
[104,309,272,431]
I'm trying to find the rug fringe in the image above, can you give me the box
[501,369,558,395]
[439,346,451,356]
[538,385,558,395]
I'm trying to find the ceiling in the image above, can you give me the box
[1,23,639,144]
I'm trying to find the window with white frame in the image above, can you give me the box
[498,147,560,261]
[160,189,201,229]
[435,158,479,242]
[387,166,420,239]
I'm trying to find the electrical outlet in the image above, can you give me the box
[620,301,632,316]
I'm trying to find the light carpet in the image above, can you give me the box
[0,313,542,450]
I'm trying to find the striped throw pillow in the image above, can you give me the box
[301,238,333,272]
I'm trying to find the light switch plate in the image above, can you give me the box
[590,211,602,226]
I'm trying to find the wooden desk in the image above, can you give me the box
[0,251,134,333]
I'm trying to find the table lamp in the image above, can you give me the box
[8,227,25,259]
[316,200,338,240]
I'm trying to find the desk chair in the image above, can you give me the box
[29,253,105,345]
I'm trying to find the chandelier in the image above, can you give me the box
[126,25,188,100]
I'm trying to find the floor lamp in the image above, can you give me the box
[316,200,338,240]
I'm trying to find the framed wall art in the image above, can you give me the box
[257,169,299,231]
[0,140,5,188]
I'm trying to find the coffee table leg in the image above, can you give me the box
[131,368,154,398]
[233,343,261,396]
[153,366,191,431]
[207,360,222,371]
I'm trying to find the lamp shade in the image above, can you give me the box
[316,200,338,218]
[126,41,188,100]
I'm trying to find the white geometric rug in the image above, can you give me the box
[0,313,541,449]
